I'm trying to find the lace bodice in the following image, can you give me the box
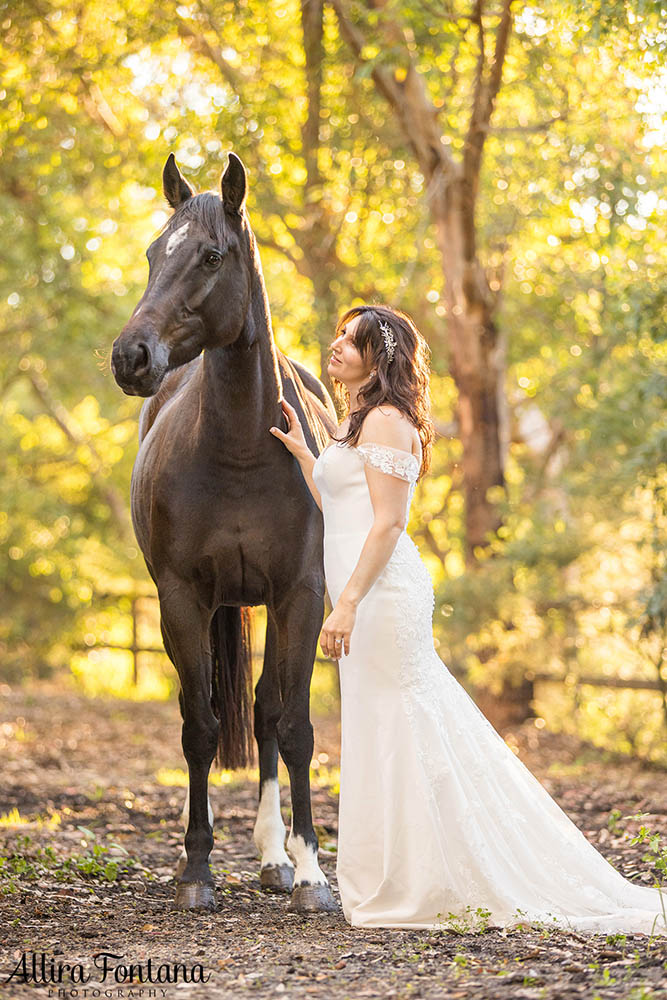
[313,439,421,539]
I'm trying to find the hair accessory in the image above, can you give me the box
[378,318,397,363]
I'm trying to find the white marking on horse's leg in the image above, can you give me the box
[165,222,190,256]
[178,786,214,868]
[253,779,293,870]
[287,828,327,886]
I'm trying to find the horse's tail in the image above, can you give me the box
[210,606,255,770]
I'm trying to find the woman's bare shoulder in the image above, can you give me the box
[359,405,418,452]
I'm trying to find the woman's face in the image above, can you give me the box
[327,314,373,387]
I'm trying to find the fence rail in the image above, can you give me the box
[532,671,666,692]
[79,594,666,697]
[76,596,161,685]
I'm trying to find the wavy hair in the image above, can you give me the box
[330,304,434,480]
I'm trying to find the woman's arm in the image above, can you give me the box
[269,399,323,511]
[319,407,414,659]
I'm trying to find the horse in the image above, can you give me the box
[111,151,338,913]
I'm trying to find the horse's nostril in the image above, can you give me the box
[134,342,151,376]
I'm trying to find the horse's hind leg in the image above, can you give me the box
[253,609,294,892]
[159,582,218,911]
[274,588,336,913]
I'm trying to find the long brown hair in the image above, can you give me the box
[330,304,434,480]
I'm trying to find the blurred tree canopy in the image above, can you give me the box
[1,0,665,758]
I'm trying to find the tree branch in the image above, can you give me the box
[300,0,324,189]
[461,0,514,265]
[332,0,459,183]
[176,20,241,91]
[524,419,566,502]
[25,368,133,541]
[255,233,310,278]
[488,0,514,105]
[490,103,569,134]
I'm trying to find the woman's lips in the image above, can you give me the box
[330,355,341,365]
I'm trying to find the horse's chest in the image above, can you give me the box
[156,481,313,598]
[133,445,319,603]
[174,494,276,559]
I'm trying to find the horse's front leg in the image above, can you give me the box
[253,609,294,892]
[160,583,218,911]
[274,588,337,913]
[173,685,215,879]
[176,784,214,879]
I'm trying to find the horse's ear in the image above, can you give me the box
[221,152,247,216]
[163,153,194,209]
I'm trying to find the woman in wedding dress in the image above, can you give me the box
[269,304,666,936]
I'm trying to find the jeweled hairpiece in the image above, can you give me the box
[378,319,397,363]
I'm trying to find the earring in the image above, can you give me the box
[370,369,377,377]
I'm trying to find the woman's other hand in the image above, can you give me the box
[320,599,356,660]
[269,399,310,460]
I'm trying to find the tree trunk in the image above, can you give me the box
[430,179,505,560]
[333,0,513,558]
[453,332,505,560]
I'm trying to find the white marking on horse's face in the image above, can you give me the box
[253,778,292,869]
[166,222,190,257]
[287,830,327,886]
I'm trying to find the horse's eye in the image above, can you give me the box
[205,251,222,267]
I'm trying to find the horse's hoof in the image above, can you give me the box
[260,864,294,894]
[175,854,187,879]
[174,881,216,911]
[289,882,338,913]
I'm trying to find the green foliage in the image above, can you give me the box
[437,905,493,935]
[0,1,665,759]
[628,812,667,882]
[0,828,142,896]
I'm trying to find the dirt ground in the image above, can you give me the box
[1,681,666,1000]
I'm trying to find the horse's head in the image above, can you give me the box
[112,152,251,396]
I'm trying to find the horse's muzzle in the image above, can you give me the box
[111,330,167,397]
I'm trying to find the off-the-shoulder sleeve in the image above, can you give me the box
[356,442,420,483]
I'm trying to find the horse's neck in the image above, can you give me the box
[201,269,283,446]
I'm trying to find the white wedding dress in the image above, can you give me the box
[312,439,667,934]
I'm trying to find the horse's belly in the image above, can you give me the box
[156,531,320,609]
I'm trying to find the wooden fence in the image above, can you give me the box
[76,594,164,685]
[79,593,666,699]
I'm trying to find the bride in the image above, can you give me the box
[269,303,666,935]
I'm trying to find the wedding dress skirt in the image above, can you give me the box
[312,440,666,934]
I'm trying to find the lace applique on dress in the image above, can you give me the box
[356,442,420,483]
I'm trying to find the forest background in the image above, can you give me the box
[1,0,666,763]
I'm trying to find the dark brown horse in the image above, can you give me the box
[111,152,337,912]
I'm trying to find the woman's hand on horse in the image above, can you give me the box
[320,600,356,660]
[269,399,309,459]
